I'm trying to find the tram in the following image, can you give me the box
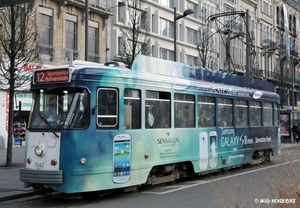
[20,55,280,193]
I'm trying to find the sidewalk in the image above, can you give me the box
[0,143,300,200]
[0,146,33,200]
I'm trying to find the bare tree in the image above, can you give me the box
[196,10,219,71]
[118,0,151,68]
[0,1,40,166]
[196,23,219,70]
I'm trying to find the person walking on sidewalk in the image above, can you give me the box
[292,122,300,143]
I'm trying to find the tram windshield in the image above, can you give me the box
[28,88,90,130]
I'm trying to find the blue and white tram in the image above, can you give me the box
[20,55,280,193]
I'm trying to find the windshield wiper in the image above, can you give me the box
[37,111,59,138]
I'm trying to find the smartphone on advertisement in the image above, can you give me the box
[209,131,218,168]
[112,134,131,183]
[199,132,208,170]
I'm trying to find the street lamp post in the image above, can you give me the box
[173,7,194,62]
[85,0,89,61]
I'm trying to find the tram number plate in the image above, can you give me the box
[35,162,44,168]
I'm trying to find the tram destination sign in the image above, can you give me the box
[0,0,35,7]
[33,68,70,84]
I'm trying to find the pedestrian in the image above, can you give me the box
[292,122,300,143]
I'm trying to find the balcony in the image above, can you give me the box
[64,48,79,61]
[39,44,55,61]
[52,0,112,17]
[225,20,243,32]
[88,54,101,63]
[261,39,277,49]
[233,63,244,71]
[251,68,264,78]
[290,49,298,58]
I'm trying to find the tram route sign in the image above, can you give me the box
[0,0,35,7]
[33,68,70,84]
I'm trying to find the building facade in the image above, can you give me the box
[106,0,300,110]
[37,0,112,65]
[1,0,300,146]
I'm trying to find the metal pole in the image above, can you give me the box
[292,61,295,120]
[174,7,176,62]
[245,9,250,78]
[85,0,89,61]
[226,33,230,73]
[264,47,267,80]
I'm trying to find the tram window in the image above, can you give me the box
[124,89,141,129]
[174,93,195,128]
[198,96,215,127]
[263,103,273,126]
[235,100,248,127]
[145,90,170,129]
[97,88,118,128]
[218,98,233,127]
[250,101,261,126]
[274,104,279,126]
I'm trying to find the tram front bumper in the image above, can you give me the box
[20,168,63,184]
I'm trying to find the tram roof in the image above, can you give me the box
[32,56,275,94]
[130,55,275,92]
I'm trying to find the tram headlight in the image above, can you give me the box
[80,158,86,165]
[34,144,46,157]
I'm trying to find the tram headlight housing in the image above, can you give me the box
[35,144,46,157]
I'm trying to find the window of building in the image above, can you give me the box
[124,89,141,129]
[187,55,198,66]
[187,1,197,18]
[198,96,216,127]
[65,19,78,60]
[235,100,248,126]
[145,90,170,128]
[97,88,118,128]
[141,43,149,55]
[88,24,100,62]
[160,0,174,8]
[140,11,148,30]
[38,12,53,55]
[174,94,195,128]
[160,18,174,38]
[187,27,197,45]
[118,2,126,23]
[224,5,234,28]
[262,1,269,15]
[160,48,174,61]
[118,36,125,55]
[263,24,268,40]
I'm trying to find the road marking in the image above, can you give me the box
[142,159,300,194]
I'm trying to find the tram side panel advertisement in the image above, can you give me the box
[112,134,132,183]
